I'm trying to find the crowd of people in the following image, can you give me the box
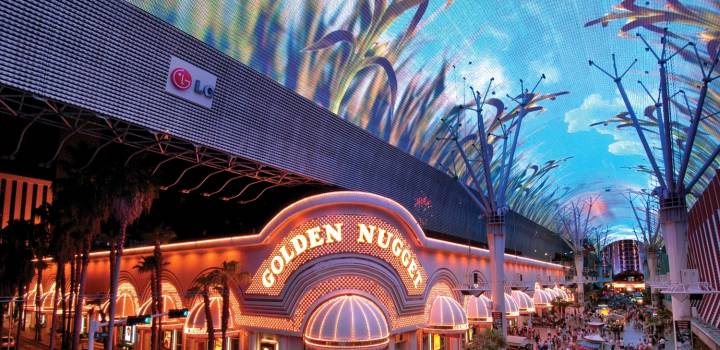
[504,302,669,350]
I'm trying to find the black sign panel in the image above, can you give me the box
[674,320,692,350]
[492,311,504,333]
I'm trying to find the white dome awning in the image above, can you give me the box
[24,284,43,310]
[465,295,492,323]
[138,295,182,326]
[425,296,468,334]
[554,287,569,301]
[498,293,520,317]
[185,296,237,335]
[533,289,552,307]
[544,288,560,300]
[102,292,138,318]
[102,283,139,318]
[304,295,389,350]
[511,290,535,314]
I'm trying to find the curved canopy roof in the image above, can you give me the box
[544,288,560,300]
[185,296,237,334]
[501,293,520,317]
[101,295,136,318]
[511,290,535,313]
[426,296,469,334]
[553,287,570,301]
[130,0,720,238]
[533,289,553,307]
[138,294,183,326]
[304,295,389,350]
[465,295,492,323]
[24,284,43,310]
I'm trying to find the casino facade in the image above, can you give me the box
[23,191,567,350]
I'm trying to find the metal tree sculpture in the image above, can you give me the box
[437,75,566,335]
[626,189,663,305]
[557,195,600,310]
[588,225,611,280]
[589,28,719,330]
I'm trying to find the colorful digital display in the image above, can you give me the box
[130,0,719,237]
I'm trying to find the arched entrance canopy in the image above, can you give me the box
[304,294,389,350]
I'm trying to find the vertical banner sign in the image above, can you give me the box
[674,320,692,350]
[492,311,504,333]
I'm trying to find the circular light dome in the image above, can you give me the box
[511,290,535,313]
[42,292,76,314]
[426,296,468,334]
[465,295,492,323]
[185,296,234,334]
[24,285,42,310]
[554,287,569,301]
[138,295,181,326]
[103,292,138,318]
[533,289,552,306]
[305,295,389,350]
[499,293,520,317]
[544,288,560,299]
[490,293,519,317]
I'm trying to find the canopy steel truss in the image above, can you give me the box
[0,84,319,201]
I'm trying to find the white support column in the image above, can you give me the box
[487,216,507,337]
[659,202,692,346]
[574,254,585,312]
[647,249,659,306]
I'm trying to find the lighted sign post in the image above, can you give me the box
[248,215,428,295]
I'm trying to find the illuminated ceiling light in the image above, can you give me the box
[304,295,389,350]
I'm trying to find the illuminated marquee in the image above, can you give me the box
[247,215,427,295]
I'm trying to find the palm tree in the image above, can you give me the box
[466,328,507,350]
[189,273,218,350]
[28,205,52,342]
[34,203,71,350]
[134,256,165,350]
[0,219,37,350]
[103,163,158,350]
[212,261,250,350]
[54,170,111,350]
[141,224,176,350]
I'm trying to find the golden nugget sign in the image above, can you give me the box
[247,215,427,295]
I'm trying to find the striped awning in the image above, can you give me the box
[425,296,468,334]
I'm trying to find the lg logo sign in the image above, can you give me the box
[170,68,192,90]
[165,56,217,108]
